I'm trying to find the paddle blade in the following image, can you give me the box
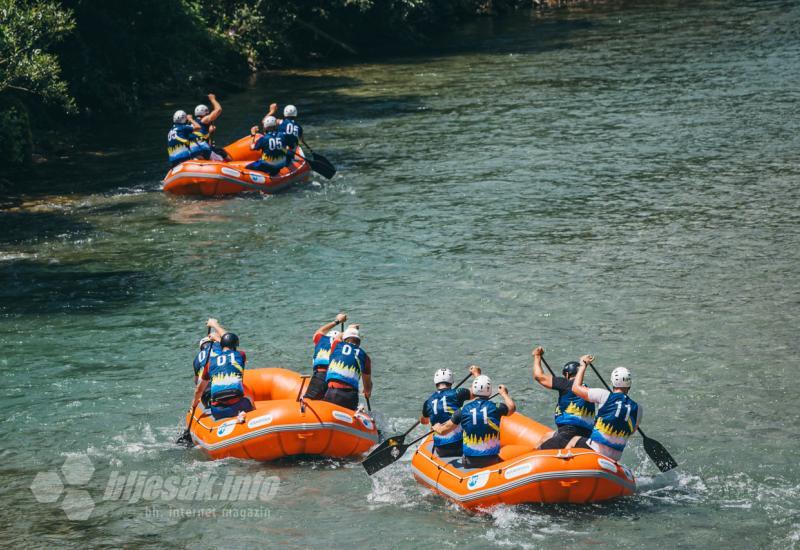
[362,441,409,475]
[367,434,406,458]
[642,434,678,472]
[175,429,192,446]
[308,153,336,179]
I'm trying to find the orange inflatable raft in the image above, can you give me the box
[188,368,379,460]
[162,136,312,196]
[411,412,636,508]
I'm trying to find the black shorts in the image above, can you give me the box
[303,370,328,400]
[322,385,358,411]
[538,425,592,450]
[433,442,463,458]
[573,437,593,450]
[463,455,502,468]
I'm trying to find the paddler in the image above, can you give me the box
[190,93,231,161]
[265,103,304,161]
[303,312,347,400]
[191,318,253,421]
[432,375,516,468]
[419,365,481,457]
[322,324,372,411]
[565,355,643,462]
[167,110,202,167]
[246,115,290,175]
[531,346,596,449]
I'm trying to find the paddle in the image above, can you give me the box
[364,372,474,458]
[588,362,678,473]
[299,139,336,179]
[362,391,500,476]
[176,329,213,446]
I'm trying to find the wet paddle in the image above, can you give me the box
[362,391,499,476]
[588,362,678,473]
[300,139,336,179]
[177,329,213,446]
[364,372,474,459]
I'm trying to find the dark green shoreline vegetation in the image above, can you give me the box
[0,0,575,181]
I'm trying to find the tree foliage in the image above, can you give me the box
[0,0,76,110]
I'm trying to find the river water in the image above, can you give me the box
[2,0,799,547]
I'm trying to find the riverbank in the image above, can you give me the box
[0,0,588,176]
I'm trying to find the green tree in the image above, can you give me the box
[0,0,76,110]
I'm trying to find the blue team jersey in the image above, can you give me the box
[312,335,337,371]
[167,124,195,163]
[254,131,287,162]
[192,120,212,144]
[423,388,470,446]
[554,384,596,430]
[590,392,639,452]
[456,399,507,457]
[193,342,222,378]
[207,349,247,401]
[278,119,303,148]
[325,342,369,390]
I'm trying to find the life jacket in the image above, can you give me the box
[192,121,213,144]
[554,384,596,429]
[424,388,468,446]
[460,398,502,457]
[167,123,195,163]
[278,119,302,149]
[589,392,639,452]
[325,342,368,390]
[312,335,337,372]
[193,341,222,378]
[208,349,247,402]
[258,131,287,162]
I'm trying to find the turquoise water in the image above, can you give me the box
[2,1,800,547]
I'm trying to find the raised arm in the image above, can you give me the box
[207,318,227,337]
[531,346,553,389]
[315,312,347,337]
[203,93,222,124]
[250,126,261,150]
[570,354,594,400]
[498,384,516,415]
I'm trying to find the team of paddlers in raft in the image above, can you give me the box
[167,93,304,176]
[187,312,642,469]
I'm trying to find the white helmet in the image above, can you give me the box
[342,326,360,342]
[326,329,341,339]
[471,375,492,397]
[173,110,187,124]
[433,368,454,386]
[611,367,632,388]
[194,104,209,117]
[262,115,278,129]
[198,336,212,348]
[283,104,297,118]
